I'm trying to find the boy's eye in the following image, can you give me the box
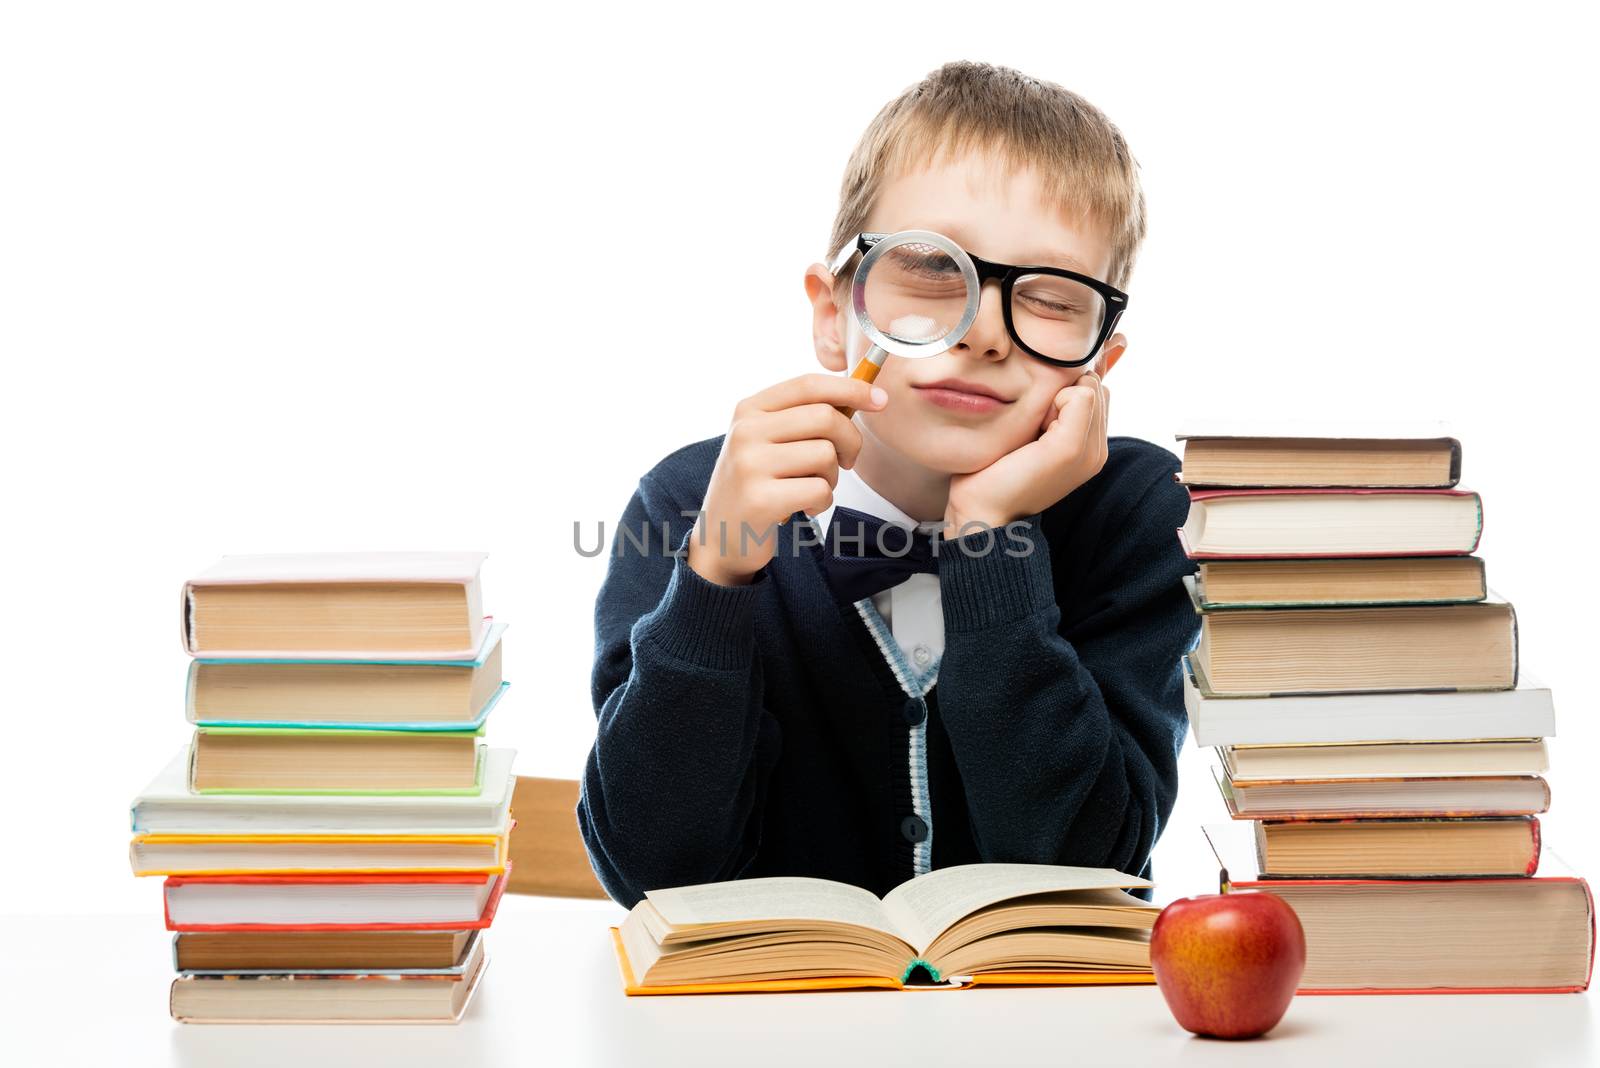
[1015,277,1095,318]
[1017,292,1083,316]
[887,246,960,277]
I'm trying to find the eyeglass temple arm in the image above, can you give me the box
[827,233,888,276]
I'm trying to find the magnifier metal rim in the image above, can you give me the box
[850,229,981,360]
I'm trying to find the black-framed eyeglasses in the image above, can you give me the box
[830,232,1128,368]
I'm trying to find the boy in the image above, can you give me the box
[579,61,1198,907]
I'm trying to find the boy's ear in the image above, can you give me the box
[1096,332,1128,377]
[804,263,848,372]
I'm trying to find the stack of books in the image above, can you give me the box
[1174,424,1594,993]
[128,552,516,1024]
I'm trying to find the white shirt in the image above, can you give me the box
[809,466,945,670]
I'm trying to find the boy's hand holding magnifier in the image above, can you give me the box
[688,372,886,587]
[688,231,975,587]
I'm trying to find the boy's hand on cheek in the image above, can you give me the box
[688,374,888,587]
[942,373,1109,541]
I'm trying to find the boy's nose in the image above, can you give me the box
[949,280,1011,362]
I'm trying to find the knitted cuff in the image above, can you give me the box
[635,549,765,671]
[937,514,1056,633]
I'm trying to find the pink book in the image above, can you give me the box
[181,552,489,660]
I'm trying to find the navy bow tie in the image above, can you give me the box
[818,505,940,604]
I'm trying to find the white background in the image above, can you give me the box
[3,1,1597,922]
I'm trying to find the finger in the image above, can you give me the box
[748,373,887,415]
[1040,383,1073,433]
[758,476,835,519]
[760,402,865,469]
[1045,385,1097,452]
[1043,378,1092,435]
[762,439,840,488]
[1097,379,1111,447]
[1076,372,1103,449]
[1083,376,1104,454]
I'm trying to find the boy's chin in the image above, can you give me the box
[887,433,1023,477]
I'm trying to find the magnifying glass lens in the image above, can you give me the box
[862,242,972,348]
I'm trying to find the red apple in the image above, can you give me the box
[1150,891,1306,1040]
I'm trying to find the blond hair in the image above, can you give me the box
[827,61,1146,294]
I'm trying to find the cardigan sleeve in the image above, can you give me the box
[933,461,1198,878]
[577,471,783,908]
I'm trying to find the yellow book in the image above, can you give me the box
[611,864,1158,995]
[129,830,509,876]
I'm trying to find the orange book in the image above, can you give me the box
[611,864,1158,995]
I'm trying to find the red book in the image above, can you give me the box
[163,867,510,932]
[1251,815,1541,879]
[1205,824,1592,993]
[1178,487,1483,560]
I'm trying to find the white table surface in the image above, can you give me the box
[6,897,1595,1068]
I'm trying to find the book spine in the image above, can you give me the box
[1526,816,1542,876]
[1507,599,1520,688]
[1582,878,1596,989]
[184,660,200,723]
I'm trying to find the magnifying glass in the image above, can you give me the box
[832,230,982,419]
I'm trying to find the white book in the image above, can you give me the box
[130,746,516,834]
[1183,657,1554,747]
[164,872,500,927]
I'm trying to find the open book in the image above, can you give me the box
[613,864,1157,994]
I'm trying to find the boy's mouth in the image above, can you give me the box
[911,377,1013,414]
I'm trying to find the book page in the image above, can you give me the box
[644,877,898,937]
[881,864,1150,953]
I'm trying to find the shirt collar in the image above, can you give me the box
[809,465,922,537]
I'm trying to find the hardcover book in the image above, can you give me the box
[163,869,510,932]
[1187,587,1518,695]
[189,728,486,794]
[130,746,517,834]
[1191,556,1487,609]
[187,622,508,729]
[1183,656,1554,747]
[1219,740,1550,782]
[1175,422,1462,488]
[1204,823,1593,993]
[1251,815,1541,879]
[170,935,488,1023]
[612,864,1159,994]
[1214,764,1551,820]
[180,551,489,658]
[130,825,511,877]
[173,928,478,972]
[1178,487,1483,559]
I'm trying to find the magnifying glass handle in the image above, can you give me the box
[835,345,887,420]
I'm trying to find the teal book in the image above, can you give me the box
[187,622,507,731]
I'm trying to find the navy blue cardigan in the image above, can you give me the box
[578,434,1199,907]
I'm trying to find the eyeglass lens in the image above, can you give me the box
[1010,272,1109,364]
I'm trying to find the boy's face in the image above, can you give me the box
[806,150,1125,476]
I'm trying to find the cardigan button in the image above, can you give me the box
[902,698,926,726]
[900,815,929,844]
